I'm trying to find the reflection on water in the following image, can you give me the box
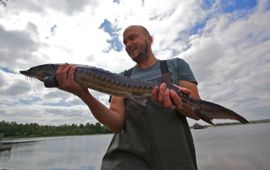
[0,123,269,170]
[192,123,270,170]
[0,135,112,170]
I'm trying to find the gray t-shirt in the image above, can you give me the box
[125,58,197,85]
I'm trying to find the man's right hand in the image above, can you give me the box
[55,63,89,97]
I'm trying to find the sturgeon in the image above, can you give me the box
[20,64,249,125]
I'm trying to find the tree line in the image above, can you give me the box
[0,121,111,137]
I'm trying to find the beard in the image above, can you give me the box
[129,40,149,63]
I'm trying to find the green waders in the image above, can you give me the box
[101,60,197,170]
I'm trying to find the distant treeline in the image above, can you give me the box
[0,121,111,137]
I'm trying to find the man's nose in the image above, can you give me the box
[125,41,132,50]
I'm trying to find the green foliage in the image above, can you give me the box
[0,121,111,137]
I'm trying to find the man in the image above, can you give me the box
[56,25,200,170]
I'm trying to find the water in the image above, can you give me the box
[192,123,270,170]
[0,123,269,170]
[0,135,112,170]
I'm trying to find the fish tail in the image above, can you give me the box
[195,99,249,124]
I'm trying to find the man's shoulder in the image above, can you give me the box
[120,65,136,77]
[165,58,189,69]
[165,57,186,65]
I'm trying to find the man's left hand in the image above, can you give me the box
[151,83,191,109]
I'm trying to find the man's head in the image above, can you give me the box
[123,25,153,63]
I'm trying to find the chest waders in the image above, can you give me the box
[101,60,197,170]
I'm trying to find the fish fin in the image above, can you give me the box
[195,110,215,125]
[128,95,148,106]
[176,103,200,120]
[197,100,249,124]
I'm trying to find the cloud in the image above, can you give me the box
[4,0,98,15]
[0,0,269,125]
[3,80,31,96]
[0,70,30,97]
[0,23,47,69]
[179,1,270,121]
[0,104,93,125]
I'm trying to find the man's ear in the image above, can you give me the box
[147,35,153,44]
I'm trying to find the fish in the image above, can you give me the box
[20,64,249,125]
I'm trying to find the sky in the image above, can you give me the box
[0,0,269,126]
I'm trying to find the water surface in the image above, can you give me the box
[0,123,269,170]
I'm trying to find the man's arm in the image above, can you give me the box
[78,93,125,133]
[56,64,125,133]
[179,80,200,99]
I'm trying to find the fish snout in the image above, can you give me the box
[20,70,31,77]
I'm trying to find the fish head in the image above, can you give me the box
[20,64,58,82]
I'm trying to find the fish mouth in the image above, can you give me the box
[20,70,44,81]
[20,70,31,76]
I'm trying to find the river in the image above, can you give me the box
[0,123,269,170]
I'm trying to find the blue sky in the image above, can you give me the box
[202,0,258,11]
[190,0,258,34]
[0,0,269,125]
[99,19,123,52]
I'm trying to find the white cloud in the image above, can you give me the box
[0,0,269,125]
[179,2,270,121]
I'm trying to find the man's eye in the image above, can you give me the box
[130,36,135,40]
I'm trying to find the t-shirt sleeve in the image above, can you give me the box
[169,58,198,85]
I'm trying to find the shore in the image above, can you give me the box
[0,137,46,152]
[191,119,270,129]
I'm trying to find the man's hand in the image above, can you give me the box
[55,63,89,97]
[151,82,191,109]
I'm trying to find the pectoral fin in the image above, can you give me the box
[128,95,148,106]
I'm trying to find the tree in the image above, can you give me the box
[0,120,111,137]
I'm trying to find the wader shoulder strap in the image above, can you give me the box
[160,60,169,74]
[123,67,134,78]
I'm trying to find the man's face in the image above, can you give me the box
[123,27,152,63]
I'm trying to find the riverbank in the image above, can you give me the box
[0,121,111,138]
[1,119,269,139]
[0,136,45,152]
[1,138,42,145]
[191,118,270,129]
[0,143,12,151]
